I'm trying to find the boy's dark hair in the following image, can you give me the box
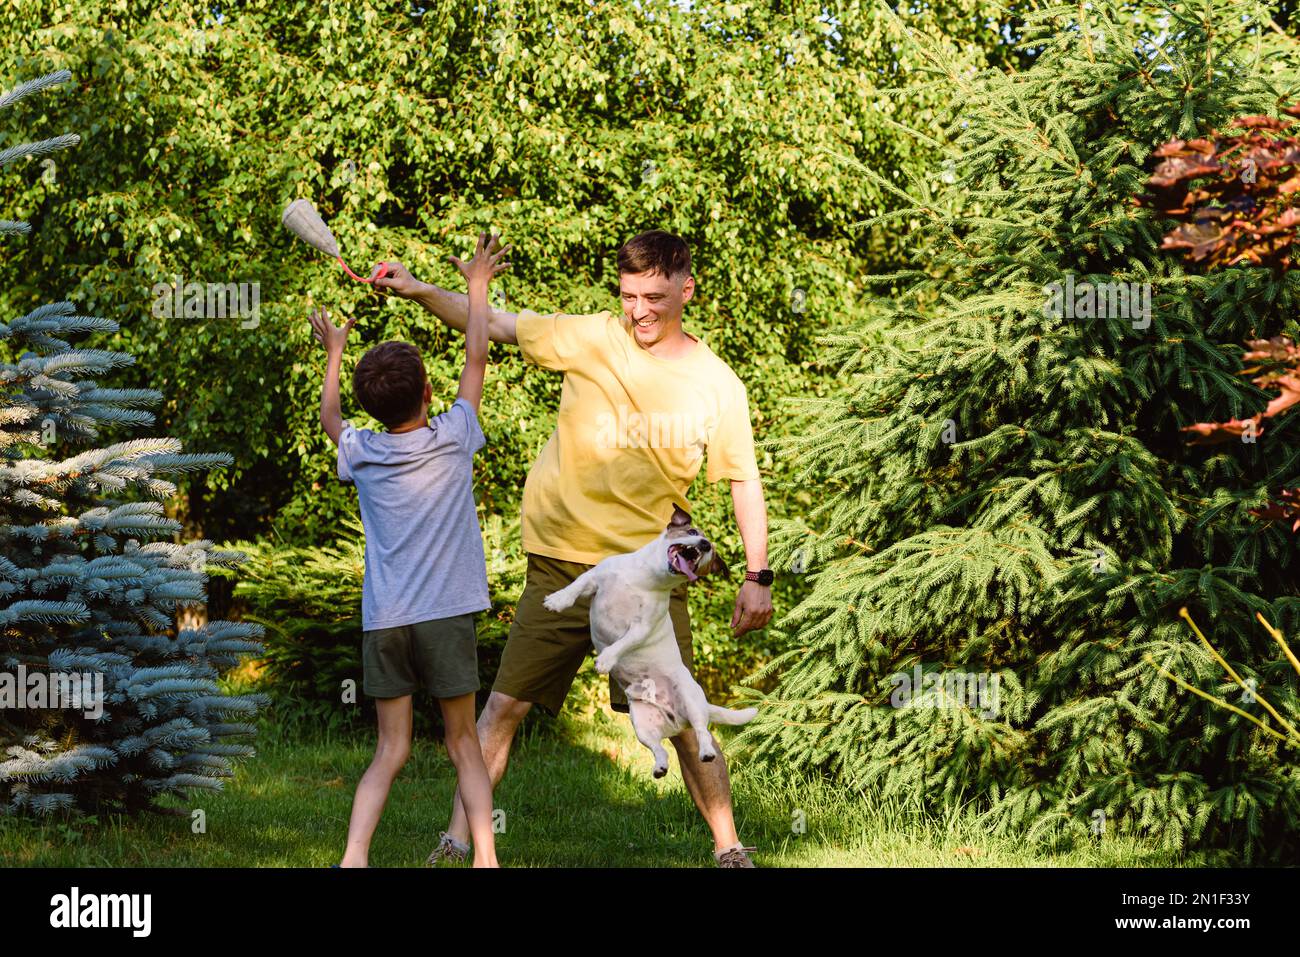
[353,341,426,429]
[617,230,692,279]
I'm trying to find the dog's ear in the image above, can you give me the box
[668,504,691,529]
[706,548,731,580]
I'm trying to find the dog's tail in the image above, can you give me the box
[708,705,758,726]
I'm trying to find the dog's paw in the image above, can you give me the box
[625,678,658,703]
[543,590,573,613]
[594,649,617,674]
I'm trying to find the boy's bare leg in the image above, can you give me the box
[446,691,532,847]
[670,730,741,851]
[439,691,501,867]
[340,695,413,867]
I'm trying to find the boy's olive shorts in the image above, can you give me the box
[362,612,480,700]
[493,553,693,716]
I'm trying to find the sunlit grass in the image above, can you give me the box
[0,683,1207,867]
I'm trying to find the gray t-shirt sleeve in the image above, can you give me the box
[433,398,486,455]
[337,420,362,484]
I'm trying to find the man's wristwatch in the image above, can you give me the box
[745,568,774,587]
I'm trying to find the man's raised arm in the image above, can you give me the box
[372,260,519,345]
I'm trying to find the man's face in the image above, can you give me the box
[619,269,695,349]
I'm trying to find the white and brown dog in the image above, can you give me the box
[542,506,758,777]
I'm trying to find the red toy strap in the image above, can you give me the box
[338,258,389,283]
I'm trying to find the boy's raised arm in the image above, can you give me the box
[308,307,355,446]
[447,231,512,414]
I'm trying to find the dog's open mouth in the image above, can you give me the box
[668,544,701,582]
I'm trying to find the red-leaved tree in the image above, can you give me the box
[1139,110,1300,530]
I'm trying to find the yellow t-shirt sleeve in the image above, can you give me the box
[514,309,608,372]
[707,379,761,483]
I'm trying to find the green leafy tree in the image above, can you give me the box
[739,0,1300,862]
[1,69,264,815]
[0,0,1021,686]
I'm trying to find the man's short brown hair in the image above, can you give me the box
[353,341,426,429]
[617,230,692,279]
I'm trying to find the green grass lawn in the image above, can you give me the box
[1,692,1209,867]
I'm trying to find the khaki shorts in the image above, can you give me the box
[493,553,693,716]
[362,613,480,700]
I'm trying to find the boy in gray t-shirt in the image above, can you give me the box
[310,230,511,868]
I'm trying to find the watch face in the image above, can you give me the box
[757,569,774,586]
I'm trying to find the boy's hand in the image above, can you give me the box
[312,307,350,447]
[309,307,356,355]
[449,231,511,288]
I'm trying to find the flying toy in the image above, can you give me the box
[281,198,389,283]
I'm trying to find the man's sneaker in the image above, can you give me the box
[713,843,757,868]
[426,832,470,865]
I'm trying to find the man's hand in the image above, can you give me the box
[731,579,773,636]
[374,235,508,301]
[371,261,422,299]
[309,307,356,355]
[729,477,772,635]
[372,249,520,346]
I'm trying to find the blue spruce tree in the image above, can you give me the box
[1,69,265,816]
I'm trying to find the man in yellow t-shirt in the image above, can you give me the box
[375,230,773,868]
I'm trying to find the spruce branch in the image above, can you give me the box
[0,69,72,110]
[0,133,80,170]
[1144,607,1300,747]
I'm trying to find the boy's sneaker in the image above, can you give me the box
[426,832,470,865]
[713,843,757,868]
